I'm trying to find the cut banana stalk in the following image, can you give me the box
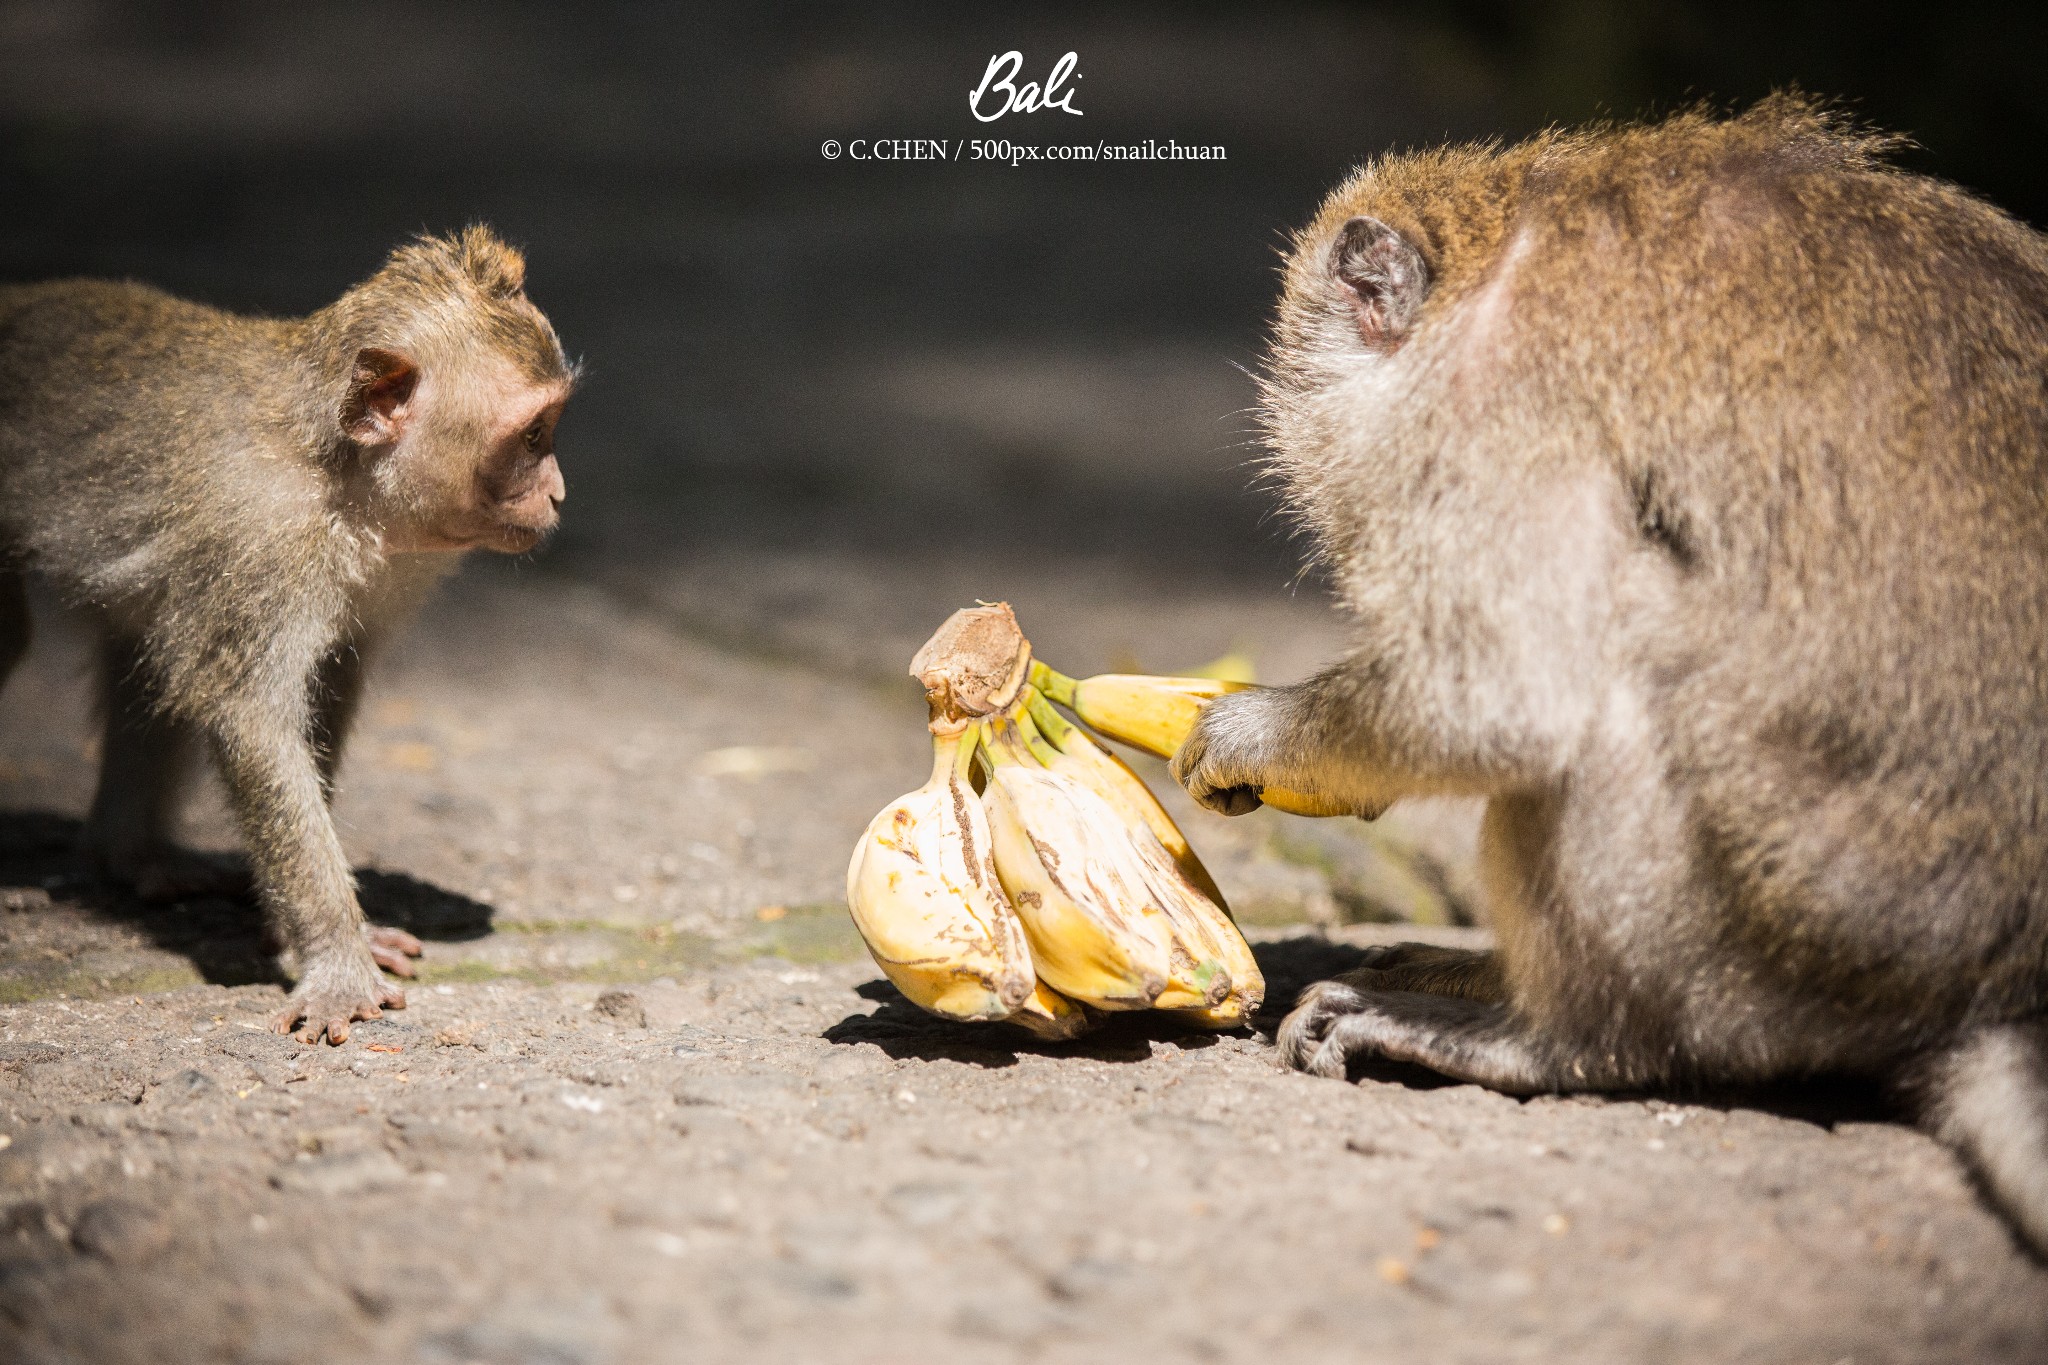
[1029,662,1364,818]
[844,726,1036,1021]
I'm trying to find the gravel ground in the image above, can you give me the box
[1,568,2045,1364]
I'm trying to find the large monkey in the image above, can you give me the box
[0,227,574,1044]
[1172,97,2048,1253]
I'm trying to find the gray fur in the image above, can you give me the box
[1172,99,2048,1253]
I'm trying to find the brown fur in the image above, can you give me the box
[0,227,574,1043]
[1171,96,2048,1253]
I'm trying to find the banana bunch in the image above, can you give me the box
[846,603,1310,1039]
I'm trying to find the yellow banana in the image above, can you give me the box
[1029,662,1362,818]
[844,727,1036,1021]
[1007,706,1233,1011]
[1041,728,1263,1030]
[1142,864,1264,1031]
[1023,687,1230,910]
[979,714,1227,1010]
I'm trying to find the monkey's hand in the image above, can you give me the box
[273,945,407,1046]
[1170,686,1295,816]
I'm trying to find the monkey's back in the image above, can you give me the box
[0,280,328,618]
[1558,121,2048,1037]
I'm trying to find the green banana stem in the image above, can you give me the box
[980,701,1061,770]
[1028,659,1077,708]
[1011,694,1065,767]
[933,726,975,786]
[1025,687,1081,750]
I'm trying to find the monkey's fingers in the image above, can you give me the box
[274,981,407,1045]
[366,925,424,978]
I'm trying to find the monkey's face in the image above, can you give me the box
[456,379,570,554]
[370,361,571,555]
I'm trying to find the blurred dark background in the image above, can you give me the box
[3,1,2043,678]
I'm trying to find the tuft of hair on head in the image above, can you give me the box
[357,225,574,388]
[447,224,528,298]
[380,225,529,302]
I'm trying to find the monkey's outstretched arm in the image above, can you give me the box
[206,696,403,1044]
[1170,662,1451,818]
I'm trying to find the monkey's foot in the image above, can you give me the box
[1277,980,1556,1094]
[1334,943,1507,1004]
[366,925,424,978]
[273,956,407,1046]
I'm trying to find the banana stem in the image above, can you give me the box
[1028,660,1077,708]
[1024,687,1080,750]
[1012,696,1067,767]
[978,712,1037,769]
[930,727,973,787]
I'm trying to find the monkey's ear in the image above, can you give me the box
[1330,216,1429,350]
[340,348,419,446]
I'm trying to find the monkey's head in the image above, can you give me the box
[1256,139,1553,557]
[1265,142,1537,402]
[323,227,578,555]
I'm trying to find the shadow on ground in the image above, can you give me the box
[0,809,494,990]
[823,935,1385,1069]
[829,932,1903,1128]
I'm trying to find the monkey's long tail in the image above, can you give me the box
[1910,1021,2048,1257]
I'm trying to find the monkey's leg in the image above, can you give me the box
[1276,982,1621,1094]
[83,638,247,900]
[206,705,402,1045]
[0,570,29,694]
[1906,1021,2048,1258]
[310,644,422,978]
[1337,943,1506,1003]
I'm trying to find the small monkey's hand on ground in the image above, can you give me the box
[273,948,407,1046]
[1170,687,1294,816]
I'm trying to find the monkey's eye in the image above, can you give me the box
[522,421,545,452]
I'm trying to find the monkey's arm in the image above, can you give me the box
[1170,661,1448,818]
[206,688,403,1044]
[305,641,424,979]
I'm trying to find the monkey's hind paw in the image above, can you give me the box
[1337,943,1506,1004]
[1277,979,1377,1077]
[273,977,407,1047]
[366,925,424,978]
[1277,977,1518,1083]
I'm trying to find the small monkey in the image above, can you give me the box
[0,227,574,1043]
[1173,97,2048,1253]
